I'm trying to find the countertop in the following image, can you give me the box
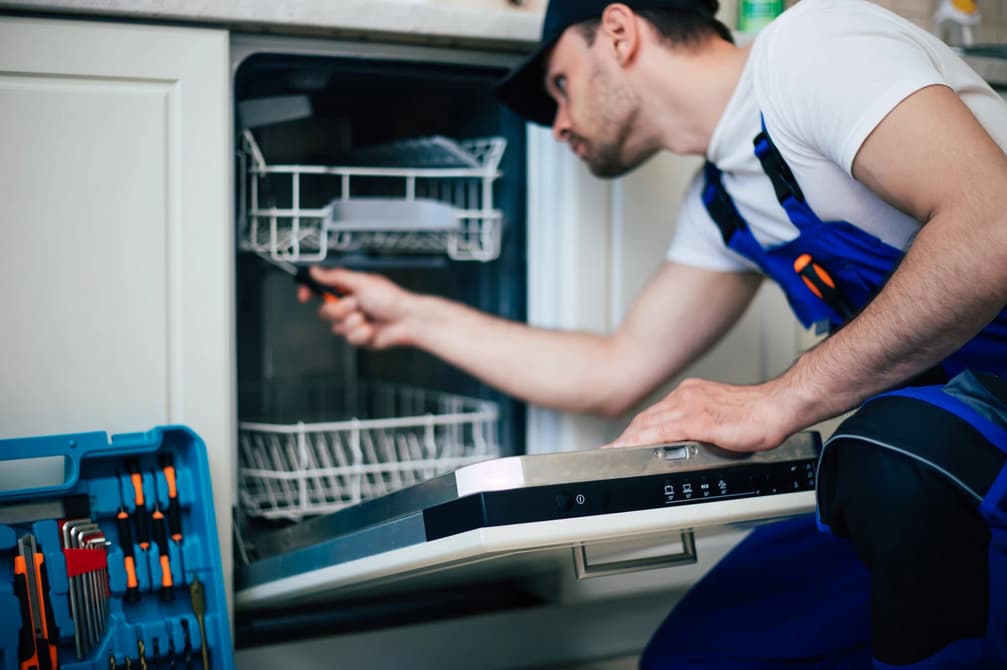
[0,0,545,48]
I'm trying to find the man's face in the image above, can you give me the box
[543,27,655,178]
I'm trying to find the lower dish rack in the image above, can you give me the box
[238,383,501,521]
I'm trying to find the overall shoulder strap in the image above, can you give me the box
[753,114,806,205]
[701,161,750,246]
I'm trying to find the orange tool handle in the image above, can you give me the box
[159,555,174,589]
[128,462,152,550]
[13,557,39,670]
[116,508,141,601]
[794,253,834,298]
[129,472,146,507]
[152,507,176,601]
[159,454,184,543]
[163,464,178,499]
[31,553,57,670]
[16,553,56,670]
[124,555,139,590]
[793,253,855,321]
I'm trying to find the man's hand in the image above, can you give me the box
[606,377,802,452]
[298,267,418,349]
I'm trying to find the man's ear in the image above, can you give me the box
[600,3,641,67]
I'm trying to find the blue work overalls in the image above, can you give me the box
[640,119,1007,669]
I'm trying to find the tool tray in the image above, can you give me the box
[0,426,234,670]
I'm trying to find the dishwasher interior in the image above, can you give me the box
[231,43,533,640]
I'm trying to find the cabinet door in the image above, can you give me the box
[0,15,232,599]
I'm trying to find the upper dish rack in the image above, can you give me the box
[239,131,507,262]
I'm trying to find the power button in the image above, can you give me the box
[555,491,574,511]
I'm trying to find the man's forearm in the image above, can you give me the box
[773,209,1007,431]
[404,295,624,413]
[403,264,761,416]
[775,83,1007,430]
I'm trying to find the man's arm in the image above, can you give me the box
[611,85,1007,450]
[306,261,761,415]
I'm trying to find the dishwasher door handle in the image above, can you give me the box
[573,530,697,579]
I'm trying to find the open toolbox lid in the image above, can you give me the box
[0,426,234,670]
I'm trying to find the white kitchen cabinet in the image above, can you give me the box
[0,15,233,607]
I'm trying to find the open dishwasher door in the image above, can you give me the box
[234,432,819,613]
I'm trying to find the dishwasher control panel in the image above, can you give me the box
[424,457,819,540]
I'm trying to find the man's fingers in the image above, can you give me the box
[341,311,367,332]
[608,425,656,447]
[625,408,680,436]
[606,378,791,453]
[345,324,375,347]
[322,308,377,348]
[607,391,695,447]
[310,266,371,294]
[372,325,403,350]
[609,422,686,449]
[307,267,410,350]
[320,295,360,321]
[328,310,364,336]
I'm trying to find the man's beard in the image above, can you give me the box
[586,136,657,178]
[580,67,655,178]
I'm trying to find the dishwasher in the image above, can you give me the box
[227,32,820,657]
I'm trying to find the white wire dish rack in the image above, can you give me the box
[238,383,501,521]
[240,130,507,262]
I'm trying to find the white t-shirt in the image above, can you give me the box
[667,0,1007,273]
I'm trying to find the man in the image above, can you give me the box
[303,0,1007,666]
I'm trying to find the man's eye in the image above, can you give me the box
[553,75,567,95]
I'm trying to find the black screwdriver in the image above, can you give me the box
[116,474,141,603]
[152,503,175,602]
[127,460,152,552]
[158,455,184,545]
[257,253,340,303]
[181,618,193,670]
[167,634,177,670]
[149,463,176,602]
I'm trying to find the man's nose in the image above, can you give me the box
[552,106,572,143]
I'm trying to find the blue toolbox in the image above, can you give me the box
[0,426,234,670]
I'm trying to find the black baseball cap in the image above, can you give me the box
[496,0,717,126]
